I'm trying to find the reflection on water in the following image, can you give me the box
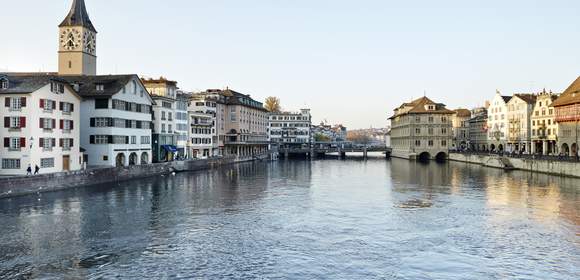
[0,159,578,279]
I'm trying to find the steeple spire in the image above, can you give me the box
[59,0,97,33]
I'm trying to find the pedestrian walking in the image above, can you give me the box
[34,165,40,175]
[26,165,32,176]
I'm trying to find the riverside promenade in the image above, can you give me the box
[449,152,580,178]
[0,155,269,199]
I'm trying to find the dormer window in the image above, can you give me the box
[425,105,435,111]
[0,77,9,89]
[50,82,65,94]
[96,84,105,91]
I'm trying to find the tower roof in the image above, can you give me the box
[59,0,97,33]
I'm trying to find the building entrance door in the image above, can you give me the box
[63,155,70,171]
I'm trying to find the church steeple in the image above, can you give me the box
[59,0,97,33]
[58,0,97,76]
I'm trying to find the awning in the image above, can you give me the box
[161,145,178,152]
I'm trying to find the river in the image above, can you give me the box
[0,157,578,279]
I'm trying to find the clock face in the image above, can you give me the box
[83,31,96,54]
[60,29,81,50]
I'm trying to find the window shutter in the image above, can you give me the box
[40,99,44,109]
[20,117,26,128]
[5,97,10,107]
[70,139,74,147]
[39,118,44,129]
[21,97,26,107]
[108,135,113,144]
[40,138,44,148]
[52,119,56,129]
[60,139,63,147]
[126,136,129,144]
[4,138,9,147]
[4,117,9,128]
[60,120,64,129]
[90,135,95,144]
[52,101,56,109]
[70,120,74,129]
[51,138,56,147]
[20,138,25,148]
[90,118,95,127]
[70,104,74,112]
[60,102,63,111]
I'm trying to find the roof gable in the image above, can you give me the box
[552,76,580,107]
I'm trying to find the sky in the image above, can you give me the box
[1,0,579,129]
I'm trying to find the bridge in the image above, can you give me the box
[276,142,392,159]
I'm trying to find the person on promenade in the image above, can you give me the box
[26,165,32,176]
[34,165,40,175]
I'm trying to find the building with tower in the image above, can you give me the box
[58,0,97,76]
[2,0,154,170]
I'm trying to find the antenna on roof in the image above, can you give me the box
[424,90,426,97]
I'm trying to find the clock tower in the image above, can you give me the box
[58,0,97,76]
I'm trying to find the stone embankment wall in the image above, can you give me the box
[0,156,262,199]
[449,153,580,178]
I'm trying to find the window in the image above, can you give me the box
[141,136,151,144]
[2,159,20,169]
[95,99,109,109]
[41,118,55,129]
[162,124,166,133]
[95,135,109,144]
[168,125,173,133]
[96,84,105,91]
[0,78,9,89]
[168,112,173,121]
[10,138,22,149]
[61,102,73,113]
[428,140,434,146]
[41,158,55,168]
[9,97,23,110]
[415,140,421,146]
[132,81,137,94]
[441,140,447,146]
[61,138,73,151]
[7,117,23,129]
[50,82,65,94]
[41,138,55,151]
[161,111,166,120]
[131,136,137,144]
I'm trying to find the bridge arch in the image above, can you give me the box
[435,152,447,162]
[418,152,431,162]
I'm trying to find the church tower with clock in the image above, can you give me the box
[58,0,97,76]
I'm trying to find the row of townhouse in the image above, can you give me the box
[0,0,272,176]
[451,76,580,157]
[188,89,270,159]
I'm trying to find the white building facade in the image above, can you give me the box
[487,92,511,152]
[268,109,312,149]
[76,75,153,167]
[0,75,82,175]
[506,94,536,154]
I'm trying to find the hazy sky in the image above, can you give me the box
[1,0,579,129]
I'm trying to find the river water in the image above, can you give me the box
[0,157,578,279]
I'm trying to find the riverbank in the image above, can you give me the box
[448,152,580,178]
[0,155,268,199]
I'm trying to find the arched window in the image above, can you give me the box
[0,77,8,89]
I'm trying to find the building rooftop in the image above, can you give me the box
[0,72,144,98]
[59,0,97,33]
[552,76,580,107]
[390,96,454,119]
[454,108,471,118]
